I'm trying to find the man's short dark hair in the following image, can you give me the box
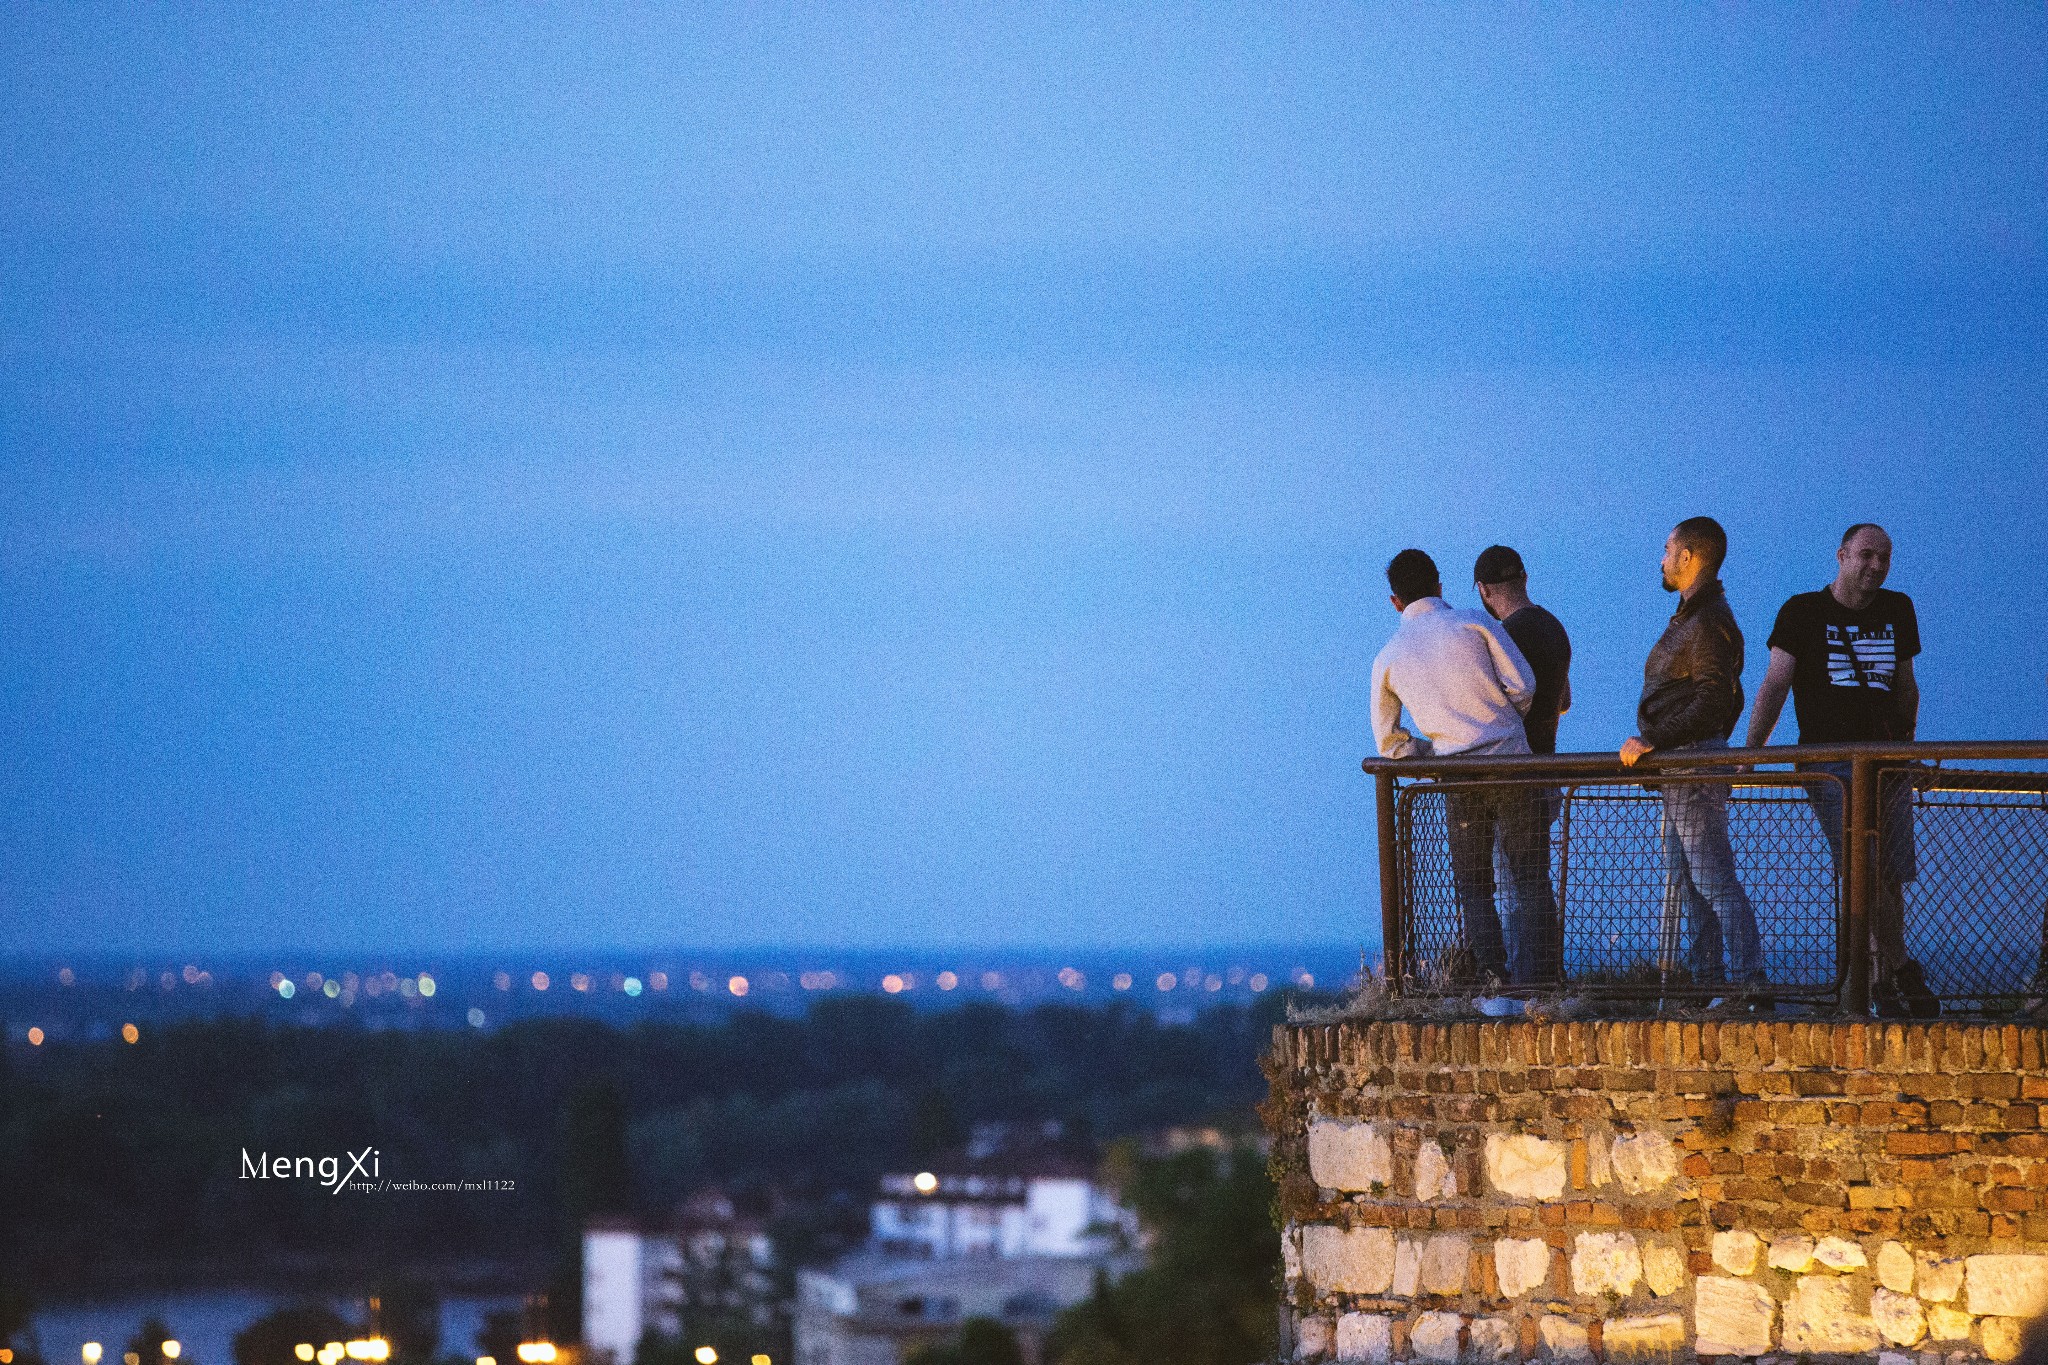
[1672,516,1728,574]
[1840,521,1887,547]
[1473,545,1527,585]
[1386,549,1442,603]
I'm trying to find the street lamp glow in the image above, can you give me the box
[515,1345,556,1364]
[83,1343,103,1364]
[913,1171,938,1194]
[693,1349,718,1365]
[296,1346,315,1361]
[162,1344,181,1360]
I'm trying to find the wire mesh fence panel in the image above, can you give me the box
[1902,776,2048,1011]
[1397,774,1840,1001]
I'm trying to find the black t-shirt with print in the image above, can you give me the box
[1766,587,1921,742]
[1502,604,1571,755]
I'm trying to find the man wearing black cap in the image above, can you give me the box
[1474,546,1572,757]
[1473,546,1573,985]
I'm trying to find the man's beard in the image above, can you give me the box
[1661,570,1678,592]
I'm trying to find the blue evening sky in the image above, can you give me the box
[2,6,2044,954]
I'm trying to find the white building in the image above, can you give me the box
[585,1218,674,1365]
[584,1192,781,1365]
[795,1157,1137,1365]
[868,1168,1128,1260]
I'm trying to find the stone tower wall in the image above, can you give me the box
[1263,1019,2048,1363]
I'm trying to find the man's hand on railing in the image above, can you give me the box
[1619,736,1653,767]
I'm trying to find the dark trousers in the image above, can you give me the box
[1444,784,1561,985]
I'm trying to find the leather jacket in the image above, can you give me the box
[1637,578,1745,751]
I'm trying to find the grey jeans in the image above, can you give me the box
[1659,738,1764,985]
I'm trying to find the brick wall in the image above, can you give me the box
[1262,1020,2048,1363]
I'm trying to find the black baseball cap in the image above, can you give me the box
[1473,545,1527,585]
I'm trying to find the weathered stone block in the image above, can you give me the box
[1917,1254,1965,1304]
[1643,1242,1687,1297]
[1495,1237,1551,1298]
[1965,1255,2048,1319]
[1392,1238,1421,1298]
[1767,1235,1816,1273]
[1335,1312,1391,1363]
[1486,1132,1567,1200]
[1781,1274,1882,1354]
[1983,1317,2027,1364]
[1411,1311,1463,1364]
[1571,1231,1641,1297]
[1296,1314,1333,1360]
[1814,1235,1868,1271]
[1602,1314,1686,1356]
[1712,1230,1762,1276]
[1874,1288,1927,1346]
[1539,1317,1592,1360]
[1587,1131,1613,1188]
[1310,1120,1393,1192]
[1302,1225,1397,1295]
[1414,1140,1457,1202]
[1925,1305,1973,1341]
[1878,1241,1915,1295]
[1695,1276,1775,1356]
[1467,1318,1516,1363]
[1609,1131,1679,1194]
[1420,1234,1471,1295]
[1284,1228,1303,1284]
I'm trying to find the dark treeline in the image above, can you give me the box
[0,994,1285,1302]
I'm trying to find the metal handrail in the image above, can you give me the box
[1361,739,2048,778]
[1361,739,2048,1013]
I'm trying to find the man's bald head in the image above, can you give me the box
[1834,522,1893,608]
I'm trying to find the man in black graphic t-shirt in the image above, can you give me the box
[1747,522,1932,1016]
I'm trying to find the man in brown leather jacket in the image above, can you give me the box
[1620,516,1765,1000]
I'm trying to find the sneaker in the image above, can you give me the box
[1892,960,1940,1019]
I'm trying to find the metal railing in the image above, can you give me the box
[1362,741,2048,1016]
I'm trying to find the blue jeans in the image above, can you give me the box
[1800,761,1917,974]
[1659,738,1764,984]
[1800,761,1917,883]
[1494,788,1563,979]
